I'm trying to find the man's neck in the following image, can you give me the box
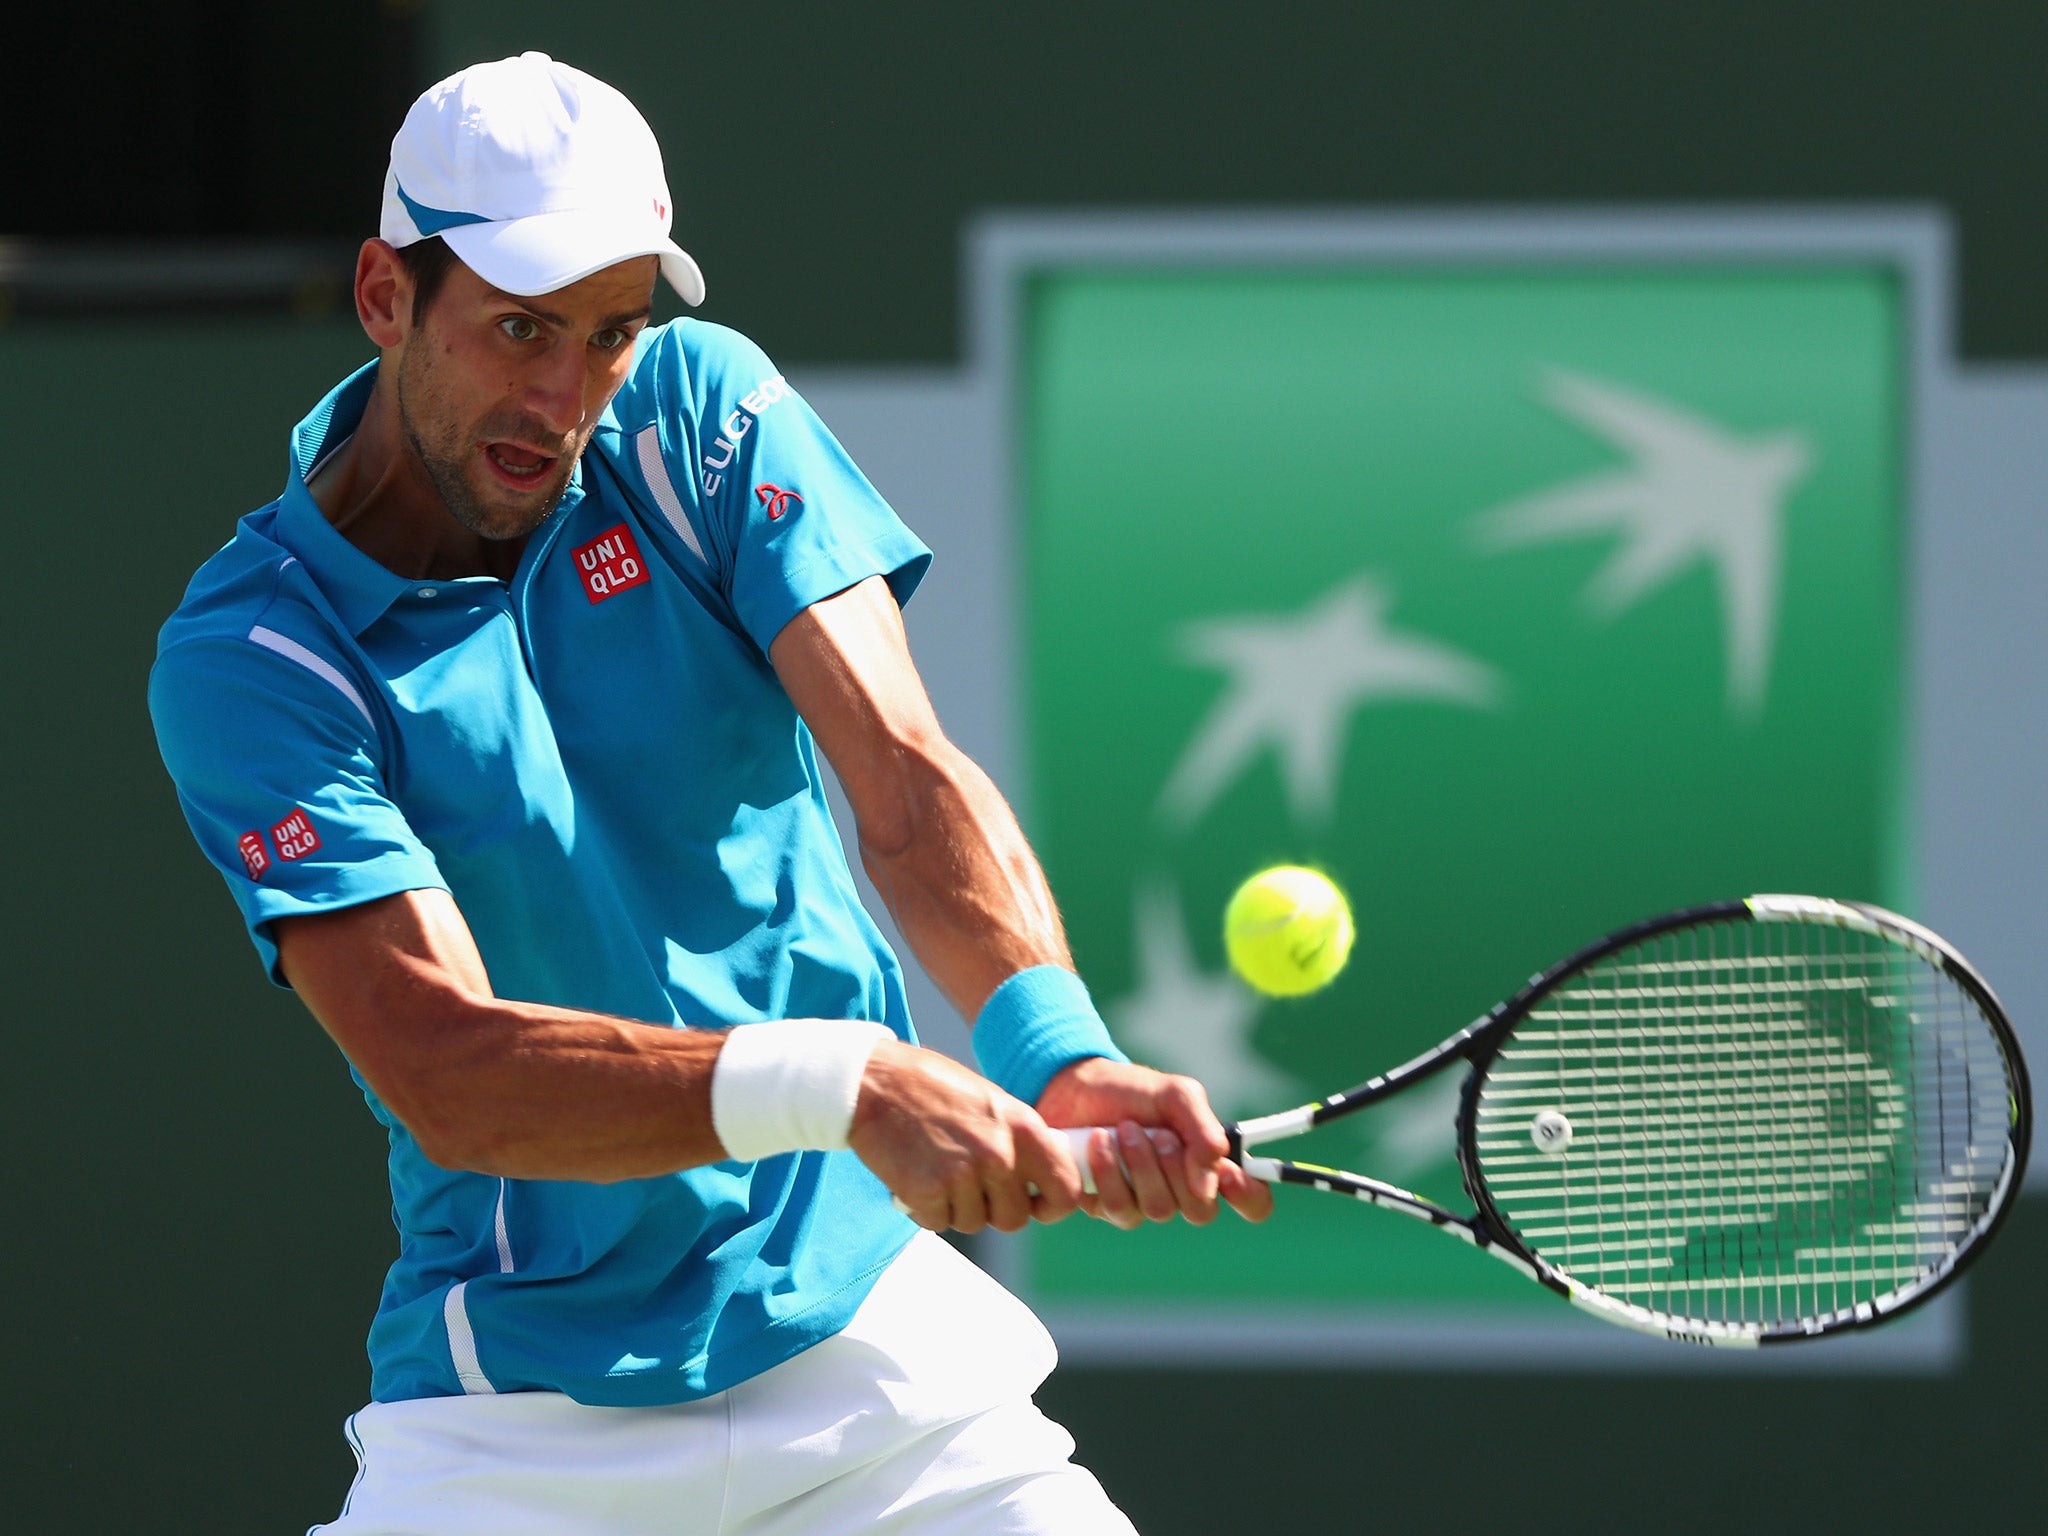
[307,377,528,584]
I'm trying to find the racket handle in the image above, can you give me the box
[1060,1125,1105,1195]
[888,1126,1157,1214]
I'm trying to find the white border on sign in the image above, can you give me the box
[966,207,1966,1374]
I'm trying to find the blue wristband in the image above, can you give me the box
[972,965,1131,1105]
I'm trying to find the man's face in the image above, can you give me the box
[393,256,658,542]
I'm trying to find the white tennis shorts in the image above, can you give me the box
[310,1232,1137,1535]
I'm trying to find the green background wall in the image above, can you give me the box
[6,5,2046,1529]
[418,2,2048,365]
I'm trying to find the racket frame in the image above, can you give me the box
[1228,895,2031,1346]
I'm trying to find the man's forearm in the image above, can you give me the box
[393,997,730,1181]
[278,893,731,1183]
[856,734,1075,1023]
[767,578,1078,1021]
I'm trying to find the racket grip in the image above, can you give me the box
[1060,1125,1105,1195]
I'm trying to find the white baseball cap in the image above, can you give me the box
[381,52,705,305]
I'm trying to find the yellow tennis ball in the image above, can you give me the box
[1223,866,1355,997]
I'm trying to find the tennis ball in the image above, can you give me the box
[1223,866,1354,997]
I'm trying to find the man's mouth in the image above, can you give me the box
[483,442,559,485]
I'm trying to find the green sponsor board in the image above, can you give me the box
[1019,263,1905,1317]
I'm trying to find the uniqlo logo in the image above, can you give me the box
[271,807,321,861]
[573,523,651,604]
[238,831,271,881]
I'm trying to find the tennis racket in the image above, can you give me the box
[1075,894,2030,1347]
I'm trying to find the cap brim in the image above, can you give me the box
[441,208,705,306]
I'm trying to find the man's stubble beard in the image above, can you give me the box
[395,338,581,543]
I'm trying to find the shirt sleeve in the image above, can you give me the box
[640,322,933,655]
[149,633,449,986]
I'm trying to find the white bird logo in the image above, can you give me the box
[1471,369,1814,718]
[1158,574,1501,829]
[1107,881,1299,1115]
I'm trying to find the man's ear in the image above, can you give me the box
[356,239,411,349]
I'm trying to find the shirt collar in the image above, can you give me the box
[268,360,590,636]
[273,361,416,637]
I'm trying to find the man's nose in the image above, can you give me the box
[523,343,589,438]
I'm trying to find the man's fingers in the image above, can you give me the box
[1084,1130,1142,1229]
[1153,1080,1228,1205]
[1055,1121,1234,1225]
[853,1043,1085,1234]
[1031,1061,1275,1225]
[986,1124,1060,1232]
[1147,1126,1216,1225]
[1017,1125,1084,1224]
[946,1168,992,1235]
[892,1189,950,1230]
[1118,1120,1178,1223]
[1218,1158,1275,1223]
[984,1172,1034,1233]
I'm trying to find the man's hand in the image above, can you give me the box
[848,1040,1088,1234]
[1035,1058,1276,1229]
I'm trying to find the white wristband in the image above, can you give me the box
[710,1021,893,1162]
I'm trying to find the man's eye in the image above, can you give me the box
[593,328,628,351]
[499,316,542,341]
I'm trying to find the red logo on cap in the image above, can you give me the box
[573,523,652,604]
[756,483,802,521]
[653,197,668,221]
[272,808,322,862]
[238,831,271,881]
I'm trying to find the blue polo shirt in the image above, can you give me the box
[148,320,931,1406]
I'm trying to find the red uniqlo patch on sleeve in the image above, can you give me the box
[238,831,271,881]
[271,807,321,861]
[572,523,652,604]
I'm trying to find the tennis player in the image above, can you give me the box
[148,51,1267,1534]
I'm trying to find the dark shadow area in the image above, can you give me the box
[1041,1198,2046,1533]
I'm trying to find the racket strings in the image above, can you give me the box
[1471,915,2016,1333]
